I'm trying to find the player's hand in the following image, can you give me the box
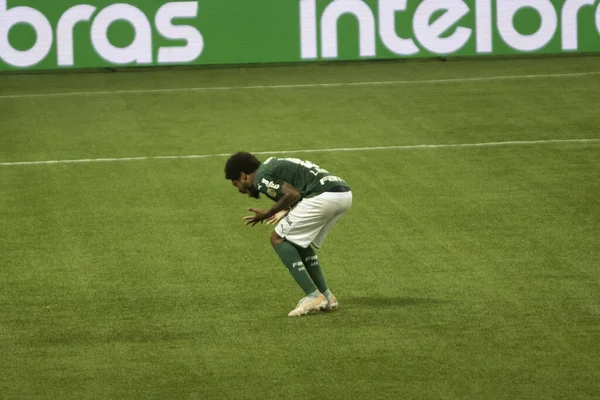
[243,208,268,226]
[265,209,289,225]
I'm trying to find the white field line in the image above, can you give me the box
[1,138,599,167]
[1,71,599,99]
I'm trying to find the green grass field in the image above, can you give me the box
[1,56,600,400]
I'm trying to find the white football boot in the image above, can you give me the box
[324,294,338,312]
[288,294,328,317]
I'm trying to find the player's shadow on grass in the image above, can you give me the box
[345,296,445,308]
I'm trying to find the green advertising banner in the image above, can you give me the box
[1,0,600,71]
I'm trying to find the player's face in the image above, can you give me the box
[232,173,260,199]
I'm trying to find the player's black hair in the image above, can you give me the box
[224,152,261,180]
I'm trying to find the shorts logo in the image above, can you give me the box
[267,188,277,198]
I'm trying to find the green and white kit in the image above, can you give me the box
[254,157,352,248]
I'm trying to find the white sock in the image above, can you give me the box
[308,289,321,298]
[323,289,333,299]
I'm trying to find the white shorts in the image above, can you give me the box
[275,191,353,249]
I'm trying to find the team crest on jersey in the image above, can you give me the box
[267,188,277,198]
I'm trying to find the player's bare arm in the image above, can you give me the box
[244,181,301,226]
[265,209,289,225]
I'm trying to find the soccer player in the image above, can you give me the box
[224,152,352,317]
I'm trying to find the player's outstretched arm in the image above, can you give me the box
[265,209,289,225]
[243,182,301,226]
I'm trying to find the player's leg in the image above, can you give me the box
[309,191,353,250]
[276,192,351,312]
[305,213,345,311]
[272,235,327,316]
[270,231,319,297]
[272,198,335,316]
[295,245,337,310]
[296,245,327,293]
[306,191,353,311]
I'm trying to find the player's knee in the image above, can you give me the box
[270,231,284,247]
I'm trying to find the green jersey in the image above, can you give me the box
[254,157,350,201]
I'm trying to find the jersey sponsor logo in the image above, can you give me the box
[261,178,280,189]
